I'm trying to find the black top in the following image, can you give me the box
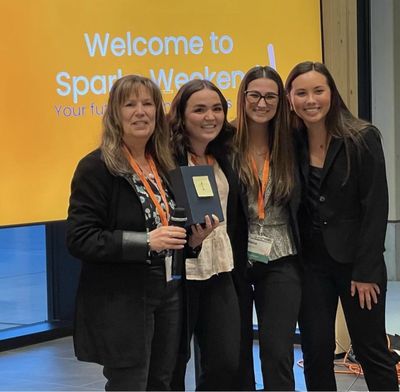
[130,172,175,231]
[307,165,323,232]
[66,149,176,367]
[295,127,388,282]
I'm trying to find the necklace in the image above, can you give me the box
[135,160,152,177]
[141,166,152,176]
[318,134,332,151]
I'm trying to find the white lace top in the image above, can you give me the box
[185,158,234,280]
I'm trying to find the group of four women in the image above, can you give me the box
[66,62,398,391]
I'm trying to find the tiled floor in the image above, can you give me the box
[0,285,398,390]
[0,336,397,391]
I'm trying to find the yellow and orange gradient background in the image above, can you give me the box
[0,0,322,226]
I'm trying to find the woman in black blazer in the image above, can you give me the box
[168,79,242,391]
[66,75,211,391]
[286,61,398,391]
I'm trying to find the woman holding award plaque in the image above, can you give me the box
[66,75,213,391]
[168,79,243,391]
[232,66,302,391]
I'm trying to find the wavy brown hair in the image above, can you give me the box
[234,66,294,204]
[168,79,234,159]
[100,75,175,176]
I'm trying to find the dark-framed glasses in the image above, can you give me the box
[244,90,279,105]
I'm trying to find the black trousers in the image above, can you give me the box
[104,265,182,391]
[171,272,241,391]
[235,256,302,391]
[233,269,257,391]
[299,233,398,391]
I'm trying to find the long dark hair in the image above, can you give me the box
[234,66,294,203]
[285,61,370,137]
[168,79,234,158]
[285,61,373,179]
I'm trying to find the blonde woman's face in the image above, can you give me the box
[120,86,156,144]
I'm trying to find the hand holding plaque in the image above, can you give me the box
[188,214,220,249]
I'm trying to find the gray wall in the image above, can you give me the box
[371,0,400,280]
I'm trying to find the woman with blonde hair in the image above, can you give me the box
[67,75,211,391]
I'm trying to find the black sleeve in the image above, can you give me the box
[352,127,389,282]
[66,151,148,263]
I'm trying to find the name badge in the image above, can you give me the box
[248,233,273,264]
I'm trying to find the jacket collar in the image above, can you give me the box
[297,129,310,187]
[321,136,343,183]
[297,129,343,185]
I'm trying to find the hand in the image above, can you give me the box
[188,214,219,249]
[350,280,380,310]
[148,226,186,253]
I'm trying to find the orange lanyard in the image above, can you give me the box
[190,153,215,166]
[123,144,170,226]
[251,156,269,220]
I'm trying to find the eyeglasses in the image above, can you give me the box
[244,90,279,105]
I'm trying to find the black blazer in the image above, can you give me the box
[296,127,388,283]
[66,149,171,367]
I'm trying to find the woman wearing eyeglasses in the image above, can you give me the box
[232,66,302,391]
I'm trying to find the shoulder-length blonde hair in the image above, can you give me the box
[100,75,175,176]
[234,66,294,204]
